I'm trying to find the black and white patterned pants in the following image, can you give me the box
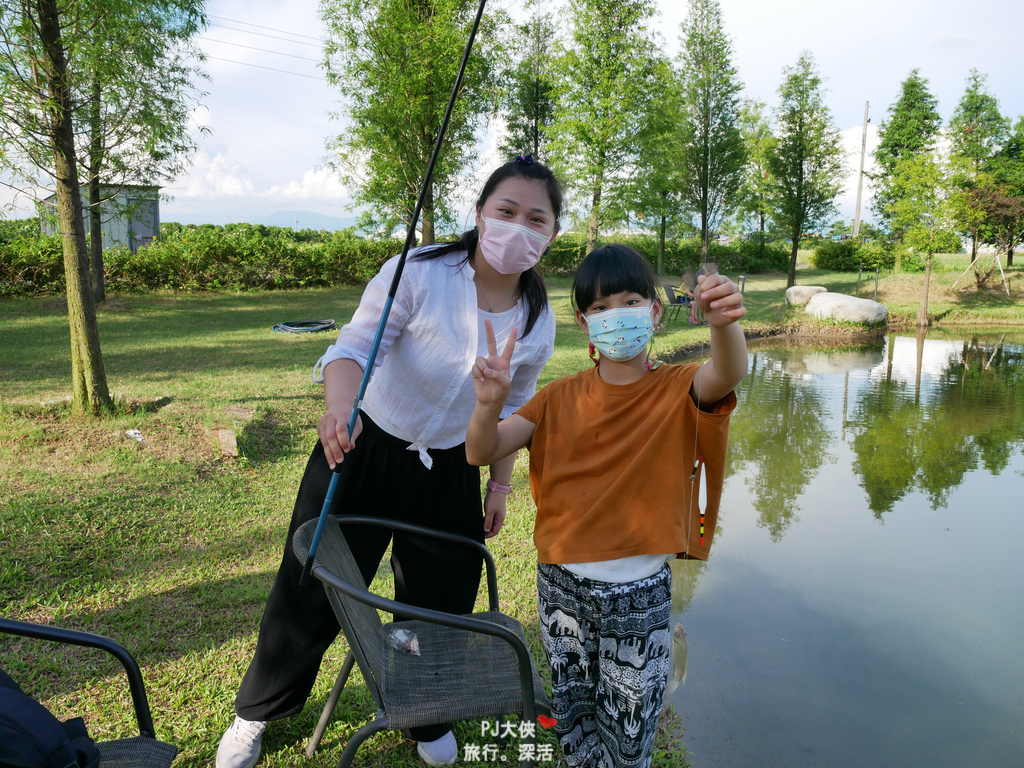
[537,562,672,768]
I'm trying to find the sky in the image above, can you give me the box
[2,0,1023,230]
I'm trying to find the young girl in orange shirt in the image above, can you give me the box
[467,243,748,768]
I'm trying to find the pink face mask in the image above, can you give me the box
[478,217,551,275]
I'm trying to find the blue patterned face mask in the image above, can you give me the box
[585,306,654,362]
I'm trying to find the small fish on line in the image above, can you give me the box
[666,621,688,696]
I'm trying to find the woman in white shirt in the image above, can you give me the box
[217,157,562,768]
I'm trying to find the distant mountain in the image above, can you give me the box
[253,210,359,231]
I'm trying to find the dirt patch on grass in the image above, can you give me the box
[0,398,223,479]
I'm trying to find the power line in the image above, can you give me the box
[206,55,325,81]
[207,14,323,43]
[201,37,321,63]
[208,21,322,49]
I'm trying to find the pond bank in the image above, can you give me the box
[661,308,1024,363]
[662,321,886,363]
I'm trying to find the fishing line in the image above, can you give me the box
[687,284,708,555]
[301,0,492,584]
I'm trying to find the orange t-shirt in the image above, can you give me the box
[515,363,735,563]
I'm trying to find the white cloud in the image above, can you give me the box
[264,168,350,201]
[179,152,255,197]
[162,0,1024,226]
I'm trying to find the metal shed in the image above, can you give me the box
[40,184,160,253]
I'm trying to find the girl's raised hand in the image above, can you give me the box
[696,273,747,327]
[473,318,518,408]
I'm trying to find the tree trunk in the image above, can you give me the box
[759,212,766,261]
[657,214,666,275]
[37,0,111,415]
[916,249,932,328]
[1008,244,1014,267]
[786,229,799,288]
[971,230,983,286]
[89,75,105,303]
[587,183,602,254]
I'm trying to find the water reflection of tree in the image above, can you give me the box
[670,557,707,616]
[851,337,1024,517]
[728,353,834,540]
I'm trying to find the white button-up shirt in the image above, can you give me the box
[314,249,555,468]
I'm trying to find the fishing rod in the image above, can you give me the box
[301,0,490,585]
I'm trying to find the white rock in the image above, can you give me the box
[785,285,827,306]
[805,292,888,323]
[782,349,886,376]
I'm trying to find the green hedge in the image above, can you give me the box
[811,239,935,273]
[0,231,64,297]
[810,239,905,272]
[0,223,402,297]
[103,225,399,293]
[0,222,791,298]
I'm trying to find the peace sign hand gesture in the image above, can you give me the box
[473,318,518,409]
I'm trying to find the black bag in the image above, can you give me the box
[0,669,101,768]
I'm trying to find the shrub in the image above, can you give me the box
[0,220,793,299]
[0,233,64,296]
[541,233,588,276]
[539,233,790,281]
[0,217,42,244]
[722,237,790,274]
[811,240,866,272]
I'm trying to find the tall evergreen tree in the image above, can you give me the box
[735,98,775,257]
[948,69,1010,264]
[497,8,557,164]
[949,70,1009,170]
[321,0,500,244]
[546,0,665,251]
[766,52,846,288]
[871,69,942,236]
[675,0,745,260]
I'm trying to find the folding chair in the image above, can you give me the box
[294,516,549,768]
[0,618,177,768]
[662,284,691,323]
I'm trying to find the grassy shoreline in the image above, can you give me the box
[1,253,1019,766]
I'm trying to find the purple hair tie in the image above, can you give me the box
[514,154,534,165]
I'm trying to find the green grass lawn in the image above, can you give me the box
[0,282,690,767]
[1,255,1019,767]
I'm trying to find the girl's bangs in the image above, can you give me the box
[574,245,660,309]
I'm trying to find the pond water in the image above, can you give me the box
[668,330,1024,768]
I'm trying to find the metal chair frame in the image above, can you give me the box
[295,516,547,768]
[0,617,177,768]
[662,283,692,323]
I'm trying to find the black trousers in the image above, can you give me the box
[235,413,484,742]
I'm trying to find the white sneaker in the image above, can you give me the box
[216,716,267,768]
[416,731,457,766]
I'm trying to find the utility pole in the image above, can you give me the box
[853,100,869,238]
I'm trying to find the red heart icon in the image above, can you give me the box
[537,715,557,729]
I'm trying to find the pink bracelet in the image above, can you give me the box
[486,479,512,495]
